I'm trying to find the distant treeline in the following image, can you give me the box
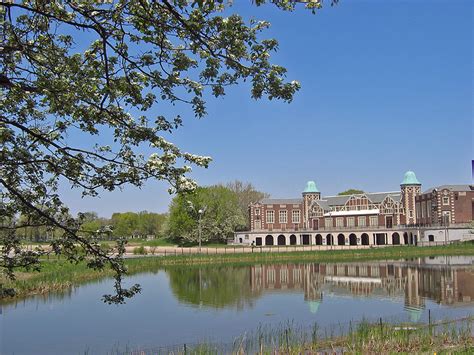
[80,211,168,239]
[14,181,268,244]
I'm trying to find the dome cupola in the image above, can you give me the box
[401,171,421,186]
[303,180,319,194]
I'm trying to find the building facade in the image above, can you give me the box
[234,171,473,247]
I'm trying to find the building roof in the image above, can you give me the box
[323,195,350,206]
[365,192,402,203]
[401,171,421,185]
[322,192,401,206]
[260,191,402,208]
[312,199,331,211]
[303,181,320,193]
[308,192,401,212]
[258,198,302,205]
[423,185,473,194]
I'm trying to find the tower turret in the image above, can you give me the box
[303,181,320,229]
[400,171,421,225]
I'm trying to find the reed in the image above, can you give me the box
[114,316,473,354]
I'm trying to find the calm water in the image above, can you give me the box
[1,256,473,354]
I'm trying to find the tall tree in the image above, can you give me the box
[167,185,245,244]
[0,0,333,302]
[225,181,269,229]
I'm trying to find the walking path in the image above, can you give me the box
[124,244,396,256]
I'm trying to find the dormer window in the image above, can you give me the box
[442,197,449,205]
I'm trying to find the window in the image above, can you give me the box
[255,208,260,215]
[443,197,449,205]
[292,210,301,223]
[369,216,378,227]
[442,211,450,225]
[325,218,333,228]
[409,210,413,218]
[266,210,274,224]
[336,217,344,228]
[428,235,434,242]
[279,210,287,224]
[347,217,355,227]
[358,216,366,227]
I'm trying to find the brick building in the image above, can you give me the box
[415,185,474,226]
[234,171,473,247]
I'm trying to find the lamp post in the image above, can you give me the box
[187,201,206,253]
[198,208,203,253]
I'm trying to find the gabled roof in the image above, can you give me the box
[323,195,351,206]
[367,192,402,203]
[259,198,302,205]
[320,192,401,206]
[311,199,331,211]
[423,185,473,194]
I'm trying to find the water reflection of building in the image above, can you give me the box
[250,261,474,314]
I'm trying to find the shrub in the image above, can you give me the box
[133,246,148,255]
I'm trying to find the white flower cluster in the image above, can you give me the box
[146,153,164,170]
[167,176,197,195]
[151,137,176,151]
[183,153,212,167]
[177,176,197,192]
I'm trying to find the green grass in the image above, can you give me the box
[153,243,474,266]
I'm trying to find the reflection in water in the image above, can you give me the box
[166,257,474,320]
[166,265,259,309]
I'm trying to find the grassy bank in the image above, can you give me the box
[2,243,474,303]
[154,243,474,266]
[126,316,473,354]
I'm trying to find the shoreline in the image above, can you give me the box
[2,243,474,304]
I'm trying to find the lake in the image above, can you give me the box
[1,256,473,354]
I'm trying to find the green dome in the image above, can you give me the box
[303,181,319,193]
[401,171,421,185]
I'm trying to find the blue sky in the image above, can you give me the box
[62,0,473,217]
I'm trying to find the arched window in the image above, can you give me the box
[361,233,369,245]
[392,233,400,245]
[265,235,274,246]
[337,233,345,245]
[277,235,286,246]
[349,233,357,246]
[326,234,333,245]
[290,234,297,245]
[316,234,323,245]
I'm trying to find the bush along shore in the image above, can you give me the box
[2,243,474,303]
